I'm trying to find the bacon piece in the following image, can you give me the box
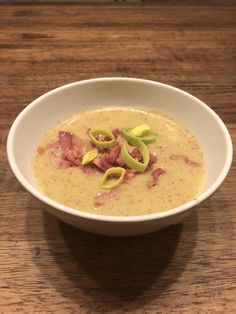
[72,135,87,159]
[81,165,102,177]
[49,132,85,168]
[50,154,72,169]
[148,152,158,169]
[147,167,166,188]
[104,144,121,164]
[58,131,84,165]
[170,154,201,167]
[131,148,143,162]
[112,128,120,138]
[94,189,120,206]
[73,147,84,163]
[96,134,110,142]
[58,131,75,162]
[129,150,157,169]
[153,167,166,179]
[150,152,157,164]
[116,155,126,167]
[59,131,72,148]
[124,169,136,182]
[93,157,113,172]
[72,134,84,151]
[37,146,45,154]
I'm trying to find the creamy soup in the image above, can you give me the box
[33,108,205,216]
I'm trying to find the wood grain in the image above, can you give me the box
[0,3,235,313]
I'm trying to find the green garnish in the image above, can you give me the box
[121,138,150,172]
[121,127,157,145]
[129,124,151,137]
[101,167,126,189]
[85,124,157,190]
[82,150,98,165]
[89,129,116,149]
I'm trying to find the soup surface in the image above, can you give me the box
[33,108,205,216]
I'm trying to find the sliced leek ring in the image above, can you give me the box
[101,167,126,189]
[82,150,98,165]
[121,127,157,145]
[89,129,116,149]
[121,139,150,172]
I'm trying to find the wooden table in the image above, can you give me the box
[0,2,235,313]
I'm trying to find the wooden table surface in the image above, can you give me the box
[0,2,236,313]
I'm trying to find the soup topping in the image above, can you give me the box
[37,123,165,195]
[33,108,205,216]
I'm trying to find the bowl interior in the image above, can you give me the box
[8,78,232,211]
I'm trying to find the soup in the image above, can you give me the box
[33,108,205,216]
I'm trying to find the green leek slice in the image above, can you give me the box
[101,167,126,189]
[121,128,156,145]
[82,150,98,165]
[89,129,116,149]
[121,139,150,172]
[129,124,151,137]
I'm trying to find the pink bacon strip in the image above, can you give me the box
[104,144,121,164]
[50,154,72,169]
[93,157,113,172]
[147,167,166,188]
[112,128,120,138]
[94,189,120,206]
[81,165,102,177]
[59,131,85,164]
[130,148,143,162]
[170,154,201,167]
[124,169,136,182]
[58,131,75,163]
[48,131,85,169]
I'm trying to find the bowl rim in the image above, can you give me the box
[7,77,233,223]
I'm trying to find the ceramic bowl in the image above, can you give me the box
[7,78,233,236]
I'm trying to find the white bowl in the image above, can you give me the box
[7,78,233,236]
